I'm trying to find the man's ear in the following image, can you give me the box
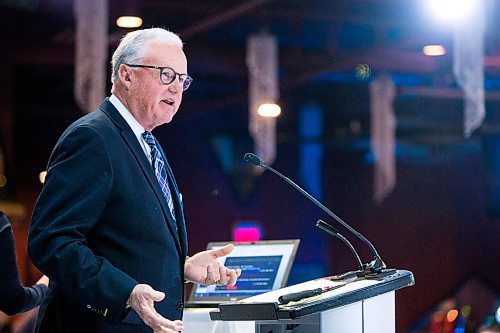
[118,64,132,88]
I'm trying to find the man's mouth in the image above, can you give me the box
[163,98,174,106]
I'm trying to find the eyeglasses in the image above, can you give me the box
[124,63,193,91]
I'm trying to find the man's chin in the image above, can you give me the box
[155,115,175,127]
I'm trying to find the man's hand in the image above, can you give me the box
[36,275,49,286]
[184,244,242,286]
[127,284,184,333]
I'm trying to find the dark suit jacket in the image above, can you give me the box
[28,98,188,333]
[0,211,48,315]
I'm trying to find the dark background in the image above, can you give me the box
[0,1,499,332]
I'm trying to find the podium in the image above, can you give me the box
[209,269,414,333]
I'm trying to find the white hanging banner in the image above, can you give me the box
[247,33,279,166]
[74,0,108,113]
[453,0,486,137]
[370,74,396,204]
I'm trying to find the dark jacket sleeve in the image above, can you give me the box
[27,125,137,323]
[0,211,48,315]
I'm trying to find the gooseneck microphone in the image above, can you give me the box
[316,219,363,272]
[243,153,262,167]
[244,152,394,278]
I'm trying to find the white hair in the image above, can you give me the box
[110,28,183,84]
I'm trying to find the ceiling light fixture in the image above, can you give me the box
[257,103,281,118]
[423,45,446,56]
[424,0,476,22]
[116,16,143,29]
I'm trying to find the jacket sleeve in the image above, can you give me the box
[28,125,137,323]
[0,213,48,315]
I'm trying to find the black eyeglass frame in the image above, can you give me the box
[123,63,193,91]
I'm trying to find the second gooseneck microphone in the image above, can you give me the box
[243,152,391,277]
[316,219,363,271]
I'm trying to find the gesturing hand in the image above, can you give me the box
[184,244,242,286]
[127,284,184,333]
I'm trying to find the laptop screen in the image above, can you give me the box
[187,239,300,305]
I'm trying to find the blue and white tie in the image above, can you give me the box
[142,131,176,220]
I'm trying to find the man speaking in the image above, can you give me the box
[28,28,240,333]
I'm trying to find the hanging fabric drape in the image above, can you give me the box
[74,0,108,113]
[247,32,279,166]
[453,0,486,137]
[370,74,396,204]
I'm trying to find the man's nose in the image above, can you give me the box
[168,78,182,93]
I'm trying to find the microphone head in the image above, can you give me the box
[316,219,340,235]
[244,153,263,166]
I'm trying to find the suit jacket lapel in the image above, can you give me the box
[98,99,183,256]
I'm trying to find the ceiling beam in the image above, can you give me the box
[399,86,500,100]
[179,0,275,40]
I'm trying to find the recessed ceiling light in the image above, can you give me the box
[116,16,143,29]
[257,103,281,117]
[423,45,446,57]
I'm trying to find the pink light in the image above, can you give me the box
[233,227,261,242]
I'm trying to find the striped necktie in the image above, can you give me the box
[142,131,176,220]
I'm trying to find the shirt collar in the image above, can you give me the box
[109,94,145,139]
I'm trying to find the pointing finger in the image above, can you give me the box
[211,244,234,258]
